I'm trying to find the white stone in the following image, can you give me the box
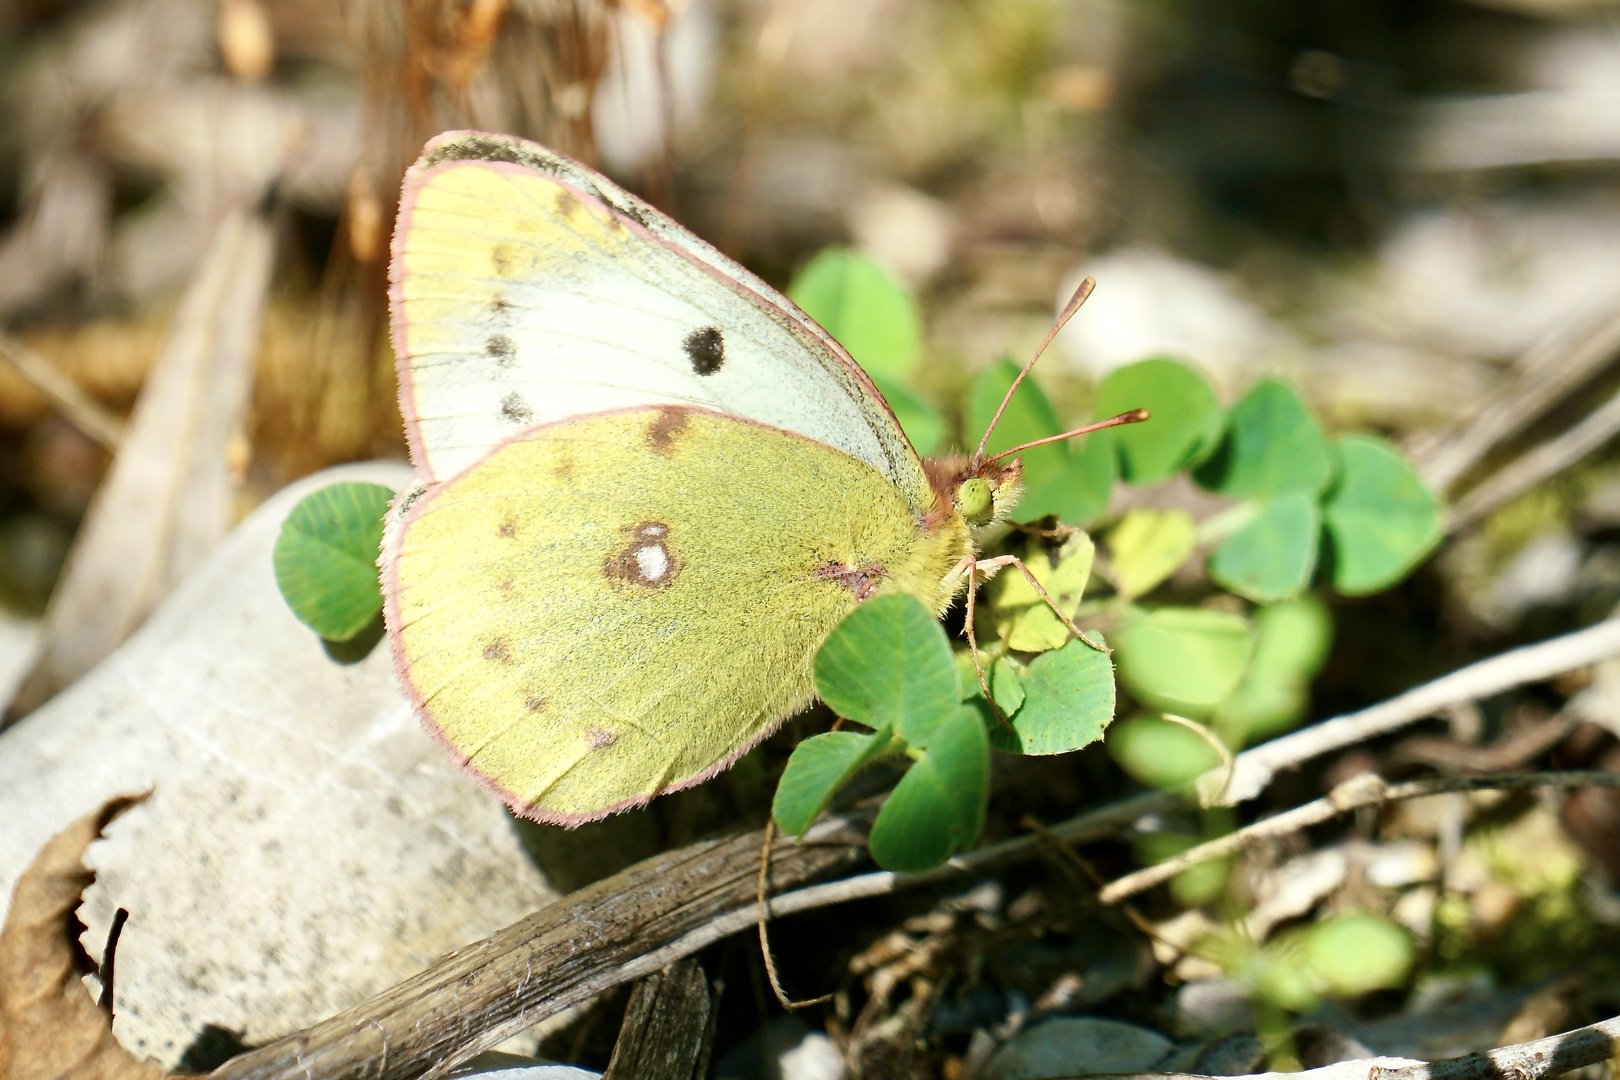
[0,463,559,1066]
[1053,247,1295,391]
[780,1032,846,1080]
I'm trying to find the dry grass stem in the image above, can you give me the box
[0,332,126,450]
[1098,770,1620,904]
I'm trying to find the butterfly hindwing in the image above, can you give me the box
[390,130,932,516]
[384,407,959,824]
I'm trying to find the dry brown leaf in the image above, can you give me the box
[0,796,170,1080]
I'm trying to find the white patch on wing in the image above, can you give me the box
[407,248,894,482]
[634,544,670,582]
[393,138,933,517]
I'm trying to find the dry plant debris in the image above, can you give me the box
[6,209,276,722]
[0,796,169,1080]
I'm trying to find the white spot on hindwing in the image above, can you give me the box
[605,521,679,589]
[635,544,670,582]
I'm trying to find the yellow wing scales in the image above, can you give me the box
[385,408,969,824]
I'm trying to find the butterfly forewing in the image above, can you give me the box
[390,131,931,515]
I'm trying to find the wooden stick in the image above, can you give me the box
[602,958,714,1080]
[207,815,873,1080]
[1211,616,1620,805]
[1450,383,1620,530]
[1414,305,1620,494]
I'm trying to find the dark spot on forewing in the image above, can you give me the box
[556,191,579,219]
[524,695,546,713]
[815,561,886,602]
[489,292,513,322]
[483,638,510,662]
[486,333,516,365]
[684,326,724,375]
[647,406,688,454]
[501,392,533,424]
[497,519,516,538]
[491,244,512,276]
[587,726,616,750]
[605,521,678,590]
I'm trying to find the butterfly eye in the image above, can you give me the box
[956,477,995,526]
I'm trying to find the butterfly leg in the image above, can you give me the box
[958,554,995,707]
[975,554,1109,654]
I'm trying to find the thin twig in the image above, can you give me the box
[1019,814,1173,953]
[758,791,1165,925]
[1450,381,1620,531]
[769,620,1620,921]
[96,906,130,1014]
[1099,770,1620,904]
[1393,710,1579,772]
[0,329,125,449]
[1108,1011,1620,1080]
[1211,616,1620,805]
[209,814,876,1080]
[601,958,713,1080]
[1414,305,1620,494]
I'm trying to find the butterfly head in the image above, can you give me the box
[925,455,1024,529]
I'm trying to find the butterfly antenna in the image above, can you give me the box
[981,408,1150,466]
[973,277,1096,465]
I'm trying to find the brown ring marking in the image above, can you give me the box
[814,561,886,602]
